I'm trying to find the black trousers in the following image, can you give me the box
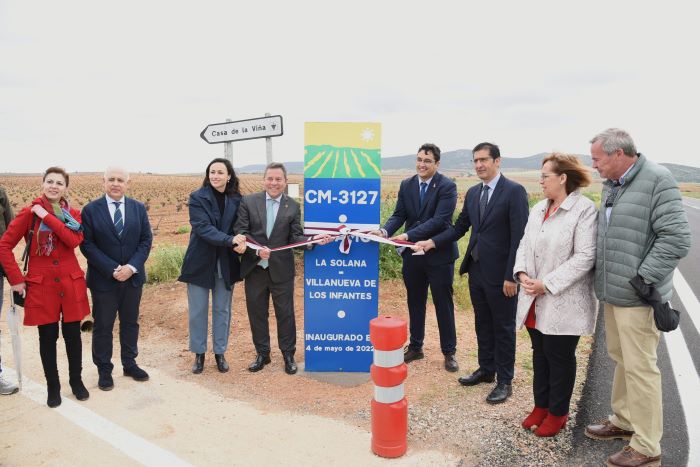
[403,255,457,355]
[527,327,580,416]
[91,282,143,374]
[467,261,517,383]
[244,267,296,355]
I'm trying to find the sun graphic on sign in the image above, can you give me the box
[361,128,375,142]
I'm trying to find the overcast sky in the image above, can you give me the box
[2,1,699,173]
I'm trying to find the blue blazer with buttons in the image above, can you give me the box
[80,196,153,292]
[178,186,242,290]
[433,174,529,286]
[383,172,459,266]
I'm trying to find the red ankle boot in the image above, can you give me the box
[534,413,568,437]
[522,407,549,430]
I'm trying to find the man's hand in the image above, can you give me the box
[391,233,408,242]
[31,205,49,219]
[258,247,271,260]
[369,230,386,238]
[113,265,134,282]
[11,282,26,296]
[521,277,546,296]
[413,239,436,252]
[312,233,333,245]
[503,280,518,297]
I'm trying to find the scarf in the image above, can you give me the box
[34,195,82,256]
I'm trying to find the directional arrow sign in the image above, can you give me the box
[200,115,283,144]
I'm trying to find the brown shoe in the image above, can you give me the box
[585,419,634,441]
[606,446,661,467]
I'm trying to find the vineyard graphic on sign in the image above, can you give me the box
[304,123,381,179]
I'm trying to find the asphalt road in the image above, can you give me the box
[572,197,700,466]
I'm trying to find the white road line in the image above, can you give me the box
[682,202,700,210]
[2,367,193,467]
[673,270,700,335]
[663,328,700,467]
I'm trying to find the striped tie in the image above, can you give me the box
[113,201,124,237]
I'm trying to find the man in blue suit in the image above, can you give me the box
[80,167,153,391]
[417,142,528,403]
[372,143,460,372]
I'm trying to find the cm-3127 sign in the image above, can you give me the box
[200,115,283,144]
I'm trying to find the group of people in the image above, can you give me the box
[382,128,689,467]
[0,128,691,467]
[177,158,331,376]
[0,166,153,406]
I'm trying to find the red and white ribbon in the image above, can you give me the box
[240,225,424,255]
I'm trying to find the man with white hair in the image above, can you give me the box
[585,129,690,467]
[80,167,153,391]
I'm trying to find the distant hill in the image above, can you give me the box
[237,151,700,182]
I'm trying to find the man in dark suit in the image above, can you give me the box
[417,142,528,403]
[371,143,459,372]
[233,163,330,375]
[80,167,153,391]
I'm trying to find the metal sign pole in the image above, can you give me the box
[224,118,233,164]
[265,112,273,164]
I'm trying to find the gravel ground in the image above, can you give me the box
[138,279,594,466]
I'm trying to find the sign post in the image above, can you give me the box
[200,115,283,144]
[303,122,382,372]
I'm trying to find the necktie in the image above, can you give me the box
[479,185,490,220]
[419,182,427,208]
[113,201,123,237]
[260,199,276,269]
[266,199,276,237]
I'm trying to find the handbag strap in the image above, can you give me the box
[20,214,38,273]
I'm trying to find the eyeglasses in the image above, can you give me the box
[416,157,435,164]
[539,173,558,181]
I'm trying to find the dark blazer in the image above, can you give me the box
[384,172,459,266]
[234,192,306,284]
[80,196,153,292]
[433,174,529,286]
[178,186,242,289]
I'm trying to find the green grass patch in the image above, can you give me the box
[147,244,186,284]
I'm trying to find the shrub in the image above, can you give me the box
[147,245,186,284]
[175,225,191,234]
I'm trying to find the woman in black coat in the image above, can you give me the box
[178,158,242,374]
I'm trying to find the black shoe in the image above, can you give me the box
[70,379,90,401]
[458,368,496,386]
[98,373,114,391]
[403,346,424,363]
[283,353,298,375]
[47,381,62,408]
[215,354,229,373]
[444,354,459,373]
[192,353,205,374]
[486,382,513,404]
[248,354,271,372]
[123,365,150,382]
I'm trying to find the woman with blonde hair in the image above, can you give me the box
[514,153,598,437]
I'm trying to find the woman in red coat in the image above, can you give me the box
[0,167,90,407]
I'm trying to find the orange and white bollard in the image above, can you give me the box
[369,316,408,458]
